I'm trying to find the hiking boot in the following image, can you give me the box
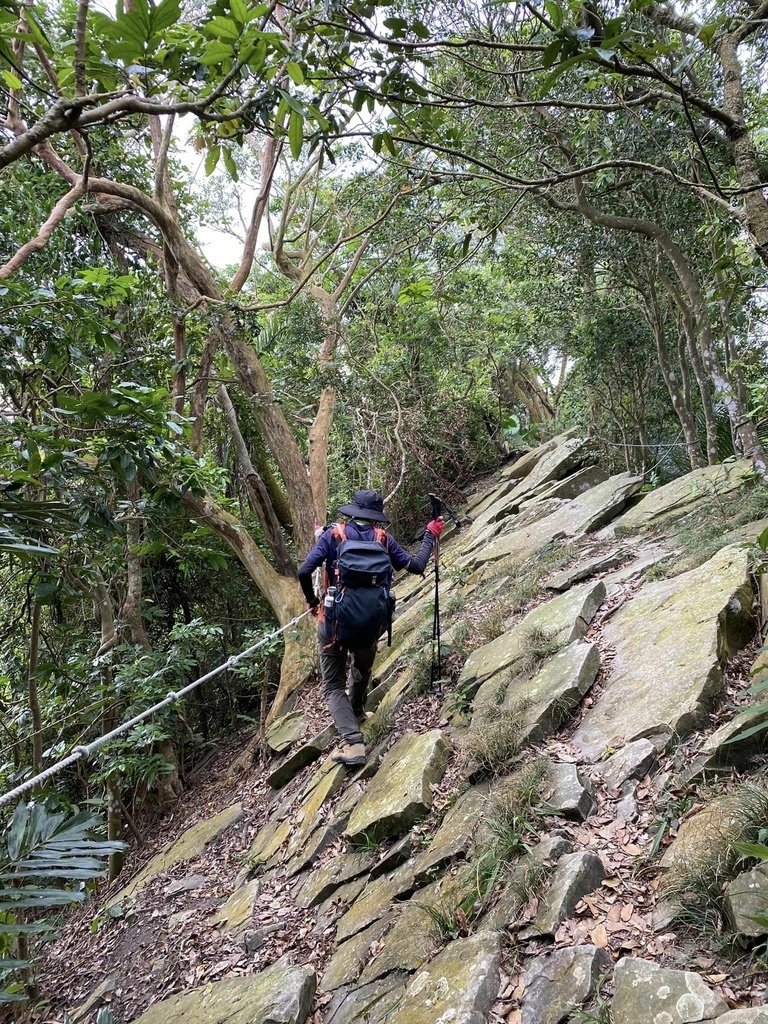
[331,742,366,767]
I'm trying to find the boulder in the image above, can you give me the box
[130,966,316,1024]
[335,861,416,943]
[412,786,487,882]
[266,711,308,754]
[165,874,206,897]
[545,546,626,592]
[724,862,768,938]
[521,944,612,1024]
[460,581,605,694]
[545,762,595,821]
[716,1012,768,1023]
[384,931,501,1024]
[611,957,728,1024]
[506,436,591,507]
[521,852,606,938]
[599,739,657,791]
[572,545,754,760]
[345,731,450,843]
[211,879,260,937]
[660,789,768,876]
[107,803,243,908]
[614,460,753,536]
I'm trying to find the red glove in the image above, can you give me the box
[426,517,445,538]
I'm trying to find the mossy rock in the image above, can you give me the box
[107,803,243,909]
[129,965,316,1024]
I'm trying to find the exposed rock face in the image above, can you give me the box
[334,861,415,943]
[130,966,316,1024]
[482,835,572,932]
[296,850,374,910]
[572,545,754,760]
[614,459,753,535]
[545,546,626,591]
[107,803,244,908]
[345,730,450,842]
[384,931,501,1024]
[512,641,601,744]
[460,581,605,694]
[724,863,768,938]
[611,957,728,1023]
[522,465,609,508]
[521,944,612,1024]
[267,724,336,789]
[716,1012,768,1022]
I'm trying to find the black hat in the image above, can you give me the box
[337,489,390,524]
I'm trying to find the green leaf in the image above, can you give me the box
[1,69,22,90]
[230,0,248,24]
[542,39,562,69]
[288,108,303,160]
[221,147,239,181]
[733,840,768,861]
[411,19,429,38]
[204,16,240,41]
[200,39,233,64]
[205,145,221,175]
[286,60,304,84]
[759,525,768,551]
[544,0,563,28]
[150,0,180,35]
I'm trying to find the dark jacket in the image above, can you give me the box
[297,520,435,604]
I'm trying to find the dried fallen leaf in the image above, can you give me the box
[590,924,609,948]
[620,902,634,922]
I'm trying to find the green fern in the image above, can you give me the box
[0,802,123,1004]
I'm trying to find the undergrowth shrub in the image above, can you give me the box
[464,694,533,780]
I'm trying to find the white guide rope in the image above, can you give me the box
[0,610,311,809]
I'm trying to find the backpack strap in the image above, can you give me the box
[332,522,347,542]
[373,526,388,548]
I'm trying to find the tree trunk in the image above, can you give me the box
[120,485,151,650]
[643,291,704,469]
[181,491,314,720]
[92,578,123,880]
[659,269,718,465]
[308,385,336,525]
[27,600,43,772]
[218,383,296,577]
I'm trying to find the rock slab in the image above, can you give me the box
[611,957,728,1024]
[385,931,501,1024]
[523,852,606,938]
[724,862,768,938]
[345,730,450,842]
[521,944,612,1024]
[572,545,753,759]
[107,803,243,908]
[130,966,316,1024]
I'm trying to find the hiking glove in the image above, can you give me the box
[426,517,445,538]
[307,595,320,615]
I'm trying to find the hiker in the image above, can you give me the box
[297,490,445,766]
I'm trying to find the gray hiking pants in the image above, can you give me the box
[318,630,377,745]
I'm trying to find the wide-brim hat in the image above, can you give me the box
[337,489,390,523]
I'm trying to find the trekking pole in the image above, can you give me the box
[428,493,444,696]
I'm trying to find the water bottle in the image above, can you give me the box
[324,586,337,612]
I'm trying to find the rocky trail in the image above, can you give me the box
[28,431,768,1024]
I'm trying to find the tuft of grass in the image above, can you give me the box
[483,758,551,863]
[649,483,768,578]
[464,696,534,780]
[661,779,768,943]
[517,624,562,677]
[363,708,395,746]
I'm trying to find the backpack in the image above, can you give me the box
[323,522,394,651]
